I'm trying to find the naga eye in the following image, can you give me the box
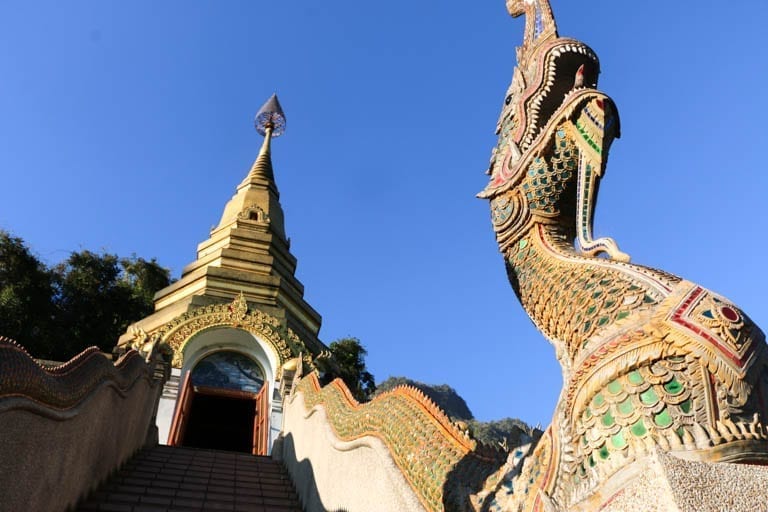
[505,94,513,105]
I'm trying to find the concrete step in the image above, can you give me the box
[76,445,302,512]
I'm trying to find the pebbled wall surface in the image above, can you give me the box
[280,391,426,512]
[0,340,164,512]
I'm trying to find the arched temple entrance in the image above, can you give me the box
[143,297,313,455]
[168,351,270,454]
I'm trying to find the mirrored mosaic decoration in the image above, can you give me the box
[475,0,768,510]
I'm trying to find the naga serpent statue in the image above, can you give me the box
[479,1,768,510]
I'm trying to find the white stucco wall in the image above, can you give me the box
[156,368,181,444]
[280,391,426,512]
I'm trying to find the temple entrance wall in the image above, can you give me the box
[157,327,281,454]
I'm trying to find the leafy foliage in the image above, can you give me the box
[0,231,56,353]
[52,251,172,356]
[326,337,376,402]
[466,418,540,449]
[0,230,172,360]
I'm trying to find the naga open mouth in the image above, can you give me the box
[518,38,600,151]
[481,37,602,198]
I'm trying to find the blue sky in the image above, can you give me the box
[1,1,767,426]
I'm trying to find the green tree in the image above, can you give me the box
[466,418,540,449]
[53,251,129,356]
[52,251,172,358]
[0,231,56,354]
[120,255,172,308]
[0,230,172,360]
[327,337,376,402]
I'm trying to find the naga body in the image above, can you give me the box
[480,1,768,510]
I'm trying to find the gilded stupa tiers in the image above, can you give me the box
[118,94,325,361]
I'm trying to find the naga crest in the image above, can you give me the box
[485,0,601,193]
[480,0,625,261]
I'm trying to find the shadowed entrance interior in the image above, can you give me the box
[168,350,270,455]
[182,390,256,453]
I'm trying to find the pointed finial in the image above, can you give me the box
[255,93,286,137]
[507,0,558,61]
[238,94,285,192]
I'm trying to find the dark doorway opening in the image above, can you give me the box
[182,391,256,453]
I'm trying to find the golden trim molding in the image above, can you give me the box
[153,293,309,375]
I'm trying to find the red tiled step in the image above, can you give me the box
[76,445,302,512]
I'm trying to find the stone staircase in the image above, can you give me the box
[76,445,302,512]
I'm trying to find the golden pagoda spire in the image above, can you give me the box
[117,91,325,384]
[214,93,288,238]
[238,94,285,194]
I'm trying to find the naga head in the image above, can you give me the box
[482,0,601,196]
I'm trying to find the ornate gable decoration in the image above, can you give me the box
[154,293,308,373]
[237,204,271,224]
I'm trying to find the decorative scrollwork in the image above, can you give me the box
[153,294,310,377]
